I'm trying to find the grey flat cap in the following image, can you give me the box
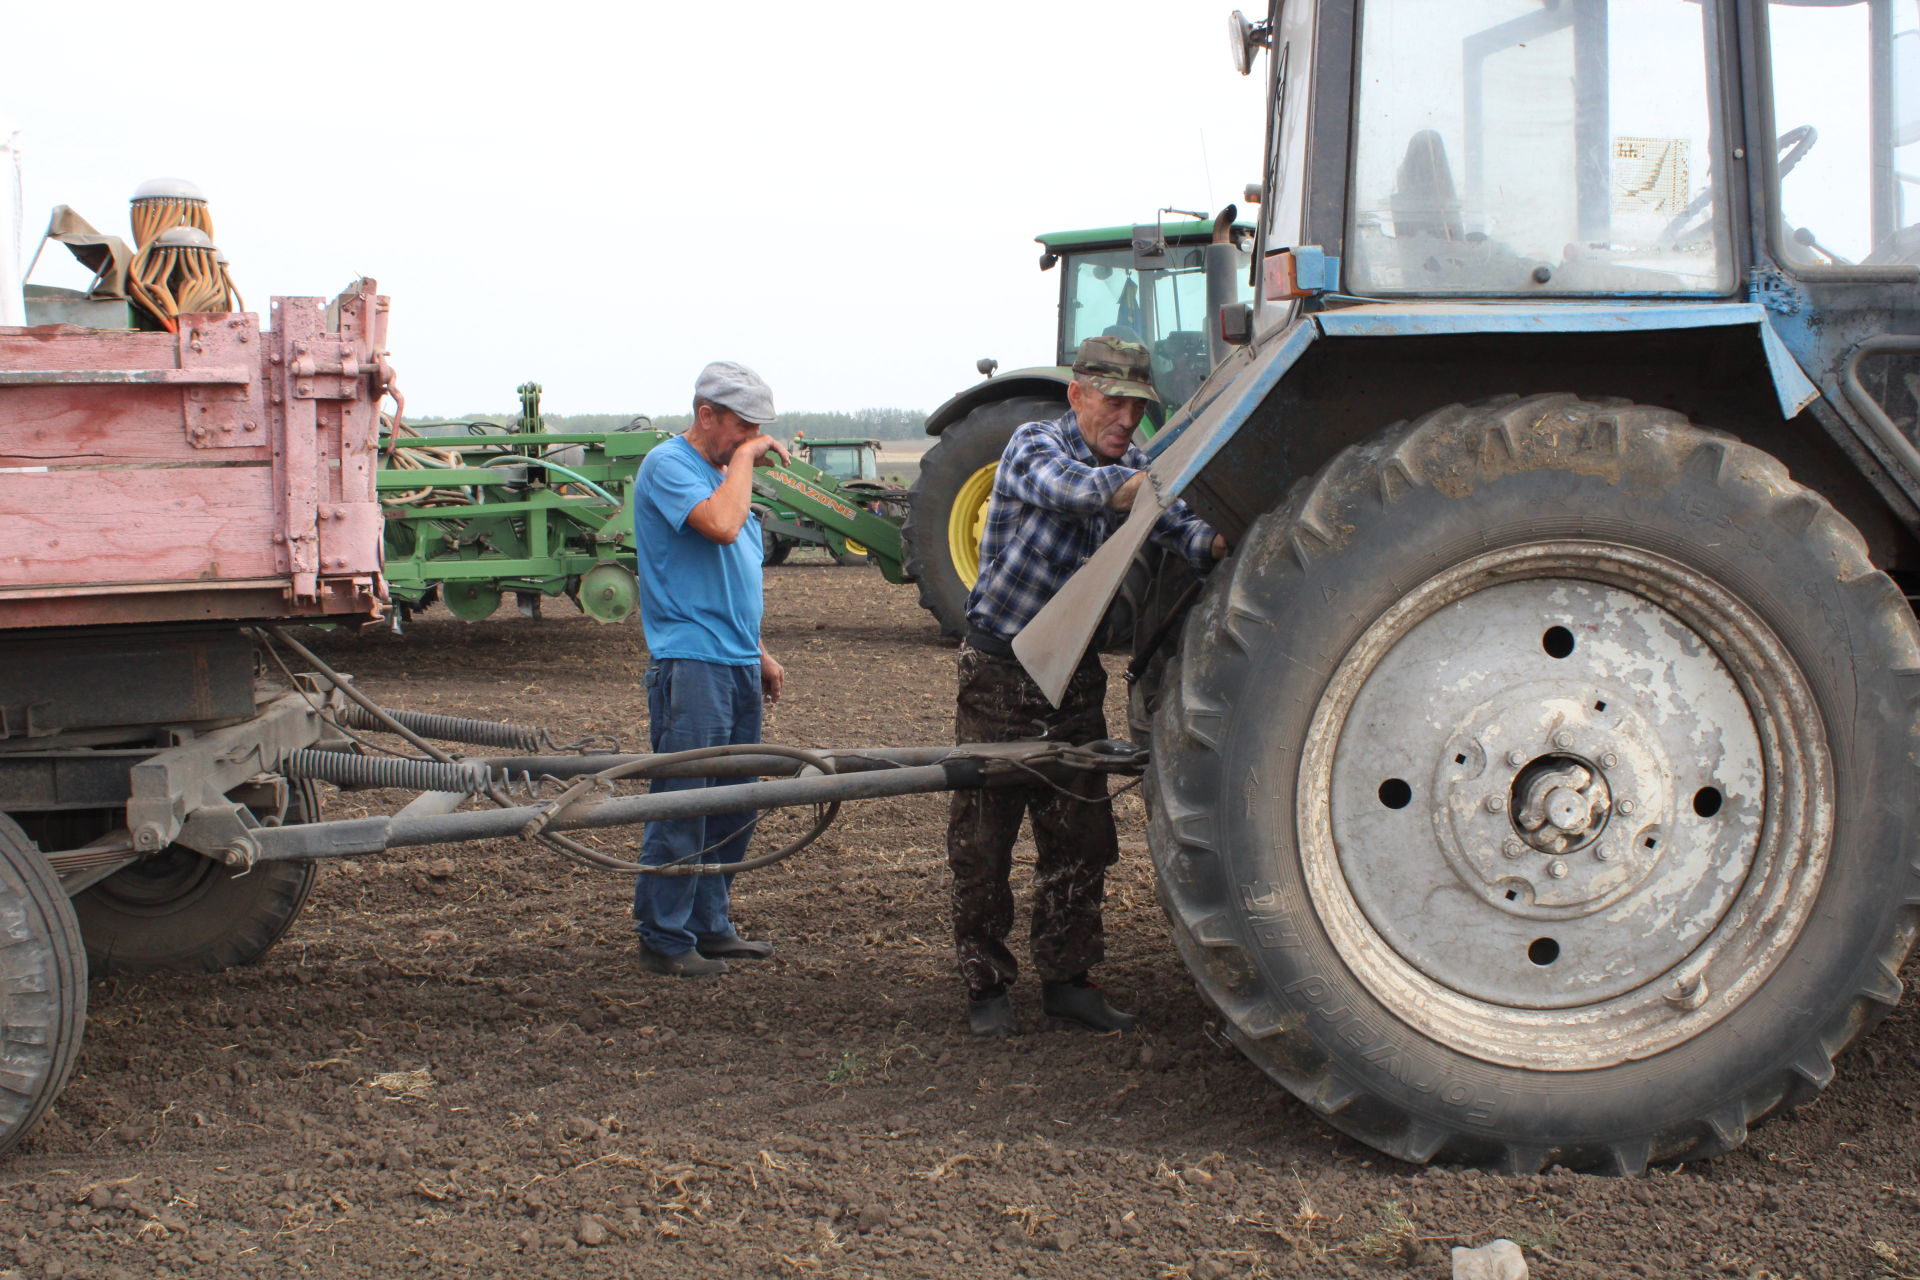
[695,361,777,425]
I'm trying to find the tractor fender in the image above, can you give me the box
[1013,302,1821,704]
[925,366,1072,436]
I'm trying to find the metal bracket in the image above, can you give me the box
[1748,266,1804,316]
[174,801,262,868]
[0,701,53,740]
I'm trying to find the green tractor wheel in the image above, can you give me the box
[443,581,502,621]
[904,394,1065,637]
[577,562,639,624]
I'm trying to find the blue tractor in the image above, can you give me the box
[1020,0,1920,1172]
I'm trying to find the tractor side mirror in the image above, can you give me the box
[1131,224,1169,272]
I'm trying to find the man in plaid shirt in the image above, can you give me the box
[949,336,1225,1037]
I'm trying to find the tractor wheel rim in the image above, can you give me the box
[1299,541,1829,1070]
[948,463,998,588]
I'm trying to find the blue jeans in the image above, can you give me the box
[634,658,763,955]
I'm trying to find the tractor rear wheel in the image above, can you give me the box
[0,812,86,1157]
[904,395,1065,637]
[1148,394,1920,1172]
[74,780,323,975]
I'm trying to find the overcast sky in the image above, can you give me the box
[3,1,1268,418]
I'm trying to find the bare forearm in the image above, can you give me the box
[688,459,757,543]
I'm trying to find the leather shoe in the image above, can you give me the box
[967,990,1015,1038]
[638,944,728,978]
[1042,980,1137,1032]
[695,932,774,960]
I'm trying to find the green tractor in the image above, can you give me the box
[902,215,1256,637]
[756,435,906,566]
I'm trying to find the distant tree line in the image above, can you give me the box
[410,406,929,442]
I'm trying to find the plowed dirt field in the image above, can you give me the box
[3,557,1916,1279]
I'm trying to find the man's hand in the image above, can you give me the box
[760,650,785,705]
[1211,533,1228,560]
[1110,470,1147,512]
[739,434,791,469]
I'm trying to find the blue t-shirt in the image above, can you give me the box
[632,435,764,665]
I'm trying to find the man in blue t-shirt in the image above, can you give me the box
[630,361,789,977]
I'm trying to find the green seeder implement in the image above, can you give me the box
[378,386,908,624]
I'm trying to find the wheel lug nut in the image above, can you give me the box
[1507,749,1526,766]
[1617,798,1635,815]
[1503,839,1525,859]
[1553,731,1574,749]
[1486,795,1507,813]
[1595,845,1617,861]
[1600,752,1618,769]
[1548,859,1569,879]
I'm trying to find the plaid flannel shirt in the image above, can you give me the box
[964,410,1218,640]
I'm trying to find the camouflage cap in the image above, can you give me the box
[1070,336,1161,404]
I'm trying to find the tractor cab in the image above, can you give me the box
[1039,219,1256,412]
[794,436,884,485]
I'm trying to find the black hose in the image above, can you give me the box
[531,744,841,876]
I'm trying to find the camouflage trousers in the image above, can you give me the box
[946,643,1118,994]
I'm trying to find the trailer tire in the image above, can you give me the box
[905,395,1065,637]
[74,780,323,976]
[0,813,86,1157]
[1149,394,1920,1173]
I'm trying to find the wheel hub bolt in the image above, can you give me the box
[1595,845,1617,861]
[1600,752,1618,769]
[1507,749,1527,766]
[1503,839,1525,859]
[1548,859,1569,879]
[1486,795,1507,813]
[1553,731,1574,749]
[1617,798,1636,815]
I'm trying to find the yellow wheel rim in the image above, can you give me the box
[844,538,869,556]
[948,462,998,587]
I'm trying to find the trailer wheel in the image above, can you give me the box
[74,780,323,975]
[904,395,1065,636]
[1149,394,1920,1173]
[0,813,86,1157]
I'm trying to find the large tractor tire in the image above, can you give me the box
[1148,394,1920,1173]
[904,395,1065,637]
[0,813,86,1157]
[74,780,323,975]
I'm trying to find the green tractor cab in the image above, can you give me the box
[902,217,1256,636]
